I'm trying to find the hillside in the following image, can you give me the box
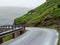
[15,0,60,45]
[15,0,60,25]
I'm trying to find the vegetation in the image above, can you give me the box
[3,35,13,42]
[0,0,59,44]
[57,30,60,45]
[3,30,26,43]
[15,0,60,45]
[15,0,60,25]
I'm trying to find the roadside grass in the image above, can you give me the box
[14,0,60,45]
[43,24,60,45]
[2,30,26,43]
[3,35,12,42]
[57,30,60,45]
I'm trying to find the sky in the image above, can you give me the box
[0,0,46,8]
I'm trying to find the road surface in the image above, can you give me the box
[2,27,59,45]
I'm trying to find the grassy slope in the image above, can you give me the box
[15,0,59,25]
[15,0,60,45]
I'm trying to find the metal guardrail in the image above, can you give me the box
[0,27,23,37]
[0,25,22,33]
[0,27,25,44]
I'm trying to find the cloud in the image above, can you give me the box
[0,0,46,8]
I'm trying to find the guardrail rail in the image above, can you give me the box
[0,27,25,44]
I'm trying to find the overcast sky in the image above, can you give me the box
[0,0,46,8]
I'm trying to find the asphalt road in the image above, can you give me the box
[2,27,59,45]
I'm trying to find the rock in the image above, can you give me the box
[41,15,51,25]
[46,0,49,2]
[57,3,60,8]
[28,10,35,14]
[44,15,51,21]
[56,22,60,30]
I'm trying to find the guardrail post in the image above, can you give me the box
[0,27,23,44]
[15,32,18,38]
[12,32,20,38]
[0,37,3,44]
[12,33,15,38]
[23,26,25,30]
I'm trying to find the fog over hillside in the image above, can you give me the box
[0,7,31,25]
[0,0,46,25]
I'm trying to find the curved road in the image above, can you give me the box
[2,27,59,45]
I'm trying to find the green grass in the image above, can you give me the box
[1,0,60,44]
[15,0,60,45]
[27,4,57,24]
[57,30,60,45]
[50,8,60,18]
[3,35,13,42]
[2,30,26,43]
[47,25,60,45]
[15,0,60,25]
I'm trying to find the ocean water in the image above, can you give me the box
[0,7,31,25]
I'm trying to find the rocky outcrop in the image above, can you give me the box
[56,22,60,30]
[28,10,35,14]
[57,3,60,8]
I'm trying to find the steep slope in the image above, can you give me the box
[15,0,60,26]
[15,0,60,45]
